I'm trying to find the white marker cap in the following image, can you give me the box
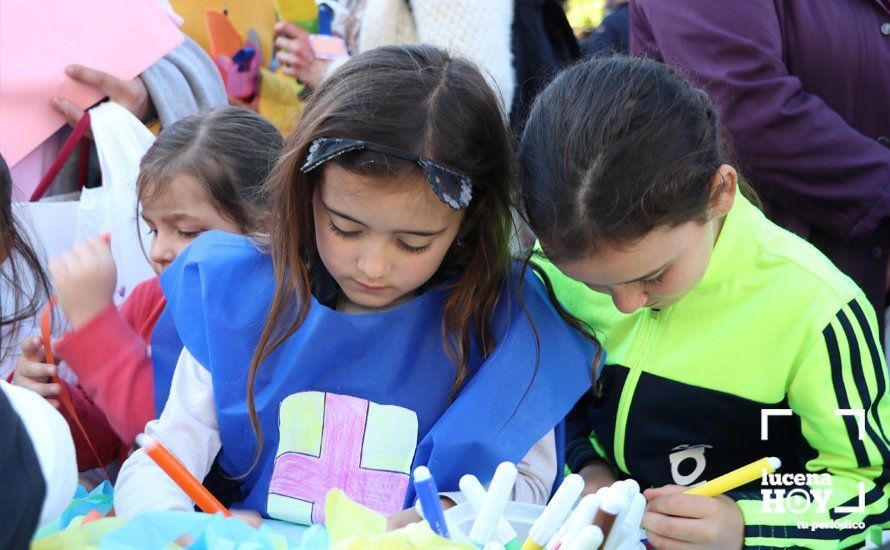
[469,462,518,545]
[529,473,584,543]
[459,474,517,543]
[564,525,604,550]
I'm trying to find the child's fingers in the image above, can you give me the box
[274,21,309,40]
[276,50,308,70]
[386,507,422,531]
[85,234,113,259]
[48,253,70,281]
[37,383,62,398]
[274,35,314,64]
[20,336,43,355]
[646,492,719,519]
[17,359,55,379]
[63,241,94,277]
[14,376,60,398]
[230,509,262,528]
[275,50,312,69]
[70,240,92,266]
[53,245,79,275]
[642,510,700,543]
[280,66,300,79]
[643,484,686,501]
[644,529,699,550]
[19,345,52,366]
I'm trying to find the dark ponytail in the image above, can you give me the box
[518,56,759,260]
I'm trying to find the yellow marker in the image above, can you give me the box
[685,457,781,497]
[520,541,543,550]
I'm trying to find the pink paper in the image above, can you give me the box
[0,0,184,167]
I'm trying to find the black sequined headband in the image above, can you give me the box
[300,137,473,210]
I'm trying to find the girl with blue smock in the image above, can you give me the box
[114,45,599,525]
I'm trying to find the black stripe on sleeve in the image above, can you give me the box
[827,307,890,523]
[848,299,890,448]
[837,309,890,461]
[824,322,870,467]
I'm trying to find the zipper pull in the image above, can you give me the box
[650,308,660,319]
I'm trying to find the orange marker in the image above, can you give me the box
[38,232,113,478]
[136,433,232,517]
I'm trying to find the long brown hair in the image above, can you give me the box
[0,153,52,366]
[245,45,563,468]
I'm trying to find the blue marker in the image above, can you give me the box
[413,466,450,538]
[318,3,334,35]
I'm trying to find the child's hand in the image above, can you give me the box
[642,485,744,549]
[579,459,619,496]
[273,21,332,89]
[172,510,262,546]
[387,507,423,531]
[230,509,263,528]
[49,235,117,329]
[386,497,454,531]
[274,22,315,72]
[11,336,61,408]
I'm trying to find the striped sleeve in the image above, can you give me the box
[731,297,890,549]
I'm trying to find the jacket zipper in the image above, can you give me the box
[613,308,661,474]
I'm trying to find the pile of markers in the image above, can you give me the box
[413,463,645,550]
[412,456,784,550]
[523,476,645,550]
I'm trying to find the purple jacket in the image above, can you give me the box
[631,0,890,240]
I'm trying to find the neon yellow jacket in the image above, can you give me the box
[538,193,890,548]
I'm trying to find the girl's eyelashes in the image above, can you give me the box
[329,221,361,239]
[329,220,432,254]
[398,241,431,255]
[145,227,202,239]
[643,271,668,286]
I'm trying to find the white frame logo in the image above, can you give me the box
[759,408,867,531]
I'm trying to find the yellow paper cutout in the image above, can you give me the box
[171,0,276,67]
[325,488,387,543]
[324,489,474,550]
[258,68,303,135]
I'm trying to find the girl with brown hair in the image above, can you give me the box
[114,45,598,525]
[11,106,283,474]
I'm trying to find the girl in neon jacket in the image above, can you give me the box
[521,56,890,549]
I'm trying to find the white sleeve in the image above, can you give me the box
[438,430,557,508]
[114,348,221,517]
[511,429,557,505]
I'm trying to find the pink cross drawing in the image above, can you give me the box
[267,393,411,524]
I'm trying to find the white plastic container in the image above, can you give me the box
[445,501,545,543]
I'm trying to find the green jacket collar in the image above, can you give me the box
[694,189,763,290]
